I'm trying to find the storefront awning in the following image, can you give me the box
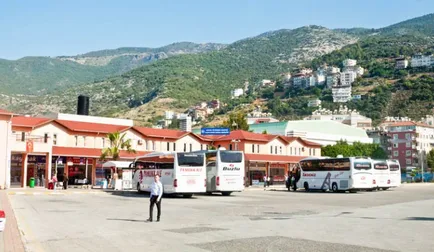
[245,154,306,163]
[52,146,148,159]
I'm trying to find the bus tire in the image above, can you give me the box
[304,182,309,192]
[349,189,357,193]
[382,187,389,191]
[137,183,142,193]
[183,194,193,198]
[332,183,338,193]
[222,192,232,196]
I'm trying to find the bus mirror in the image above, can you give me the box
[129,163,134,169]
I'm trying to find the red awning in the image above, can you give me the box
[244,154,306,163]
[52,146,148,159]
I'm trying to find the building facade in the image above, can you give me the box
[411,54,433,68]
[304,106,372,130]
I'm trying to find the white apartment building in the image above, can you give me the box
[411,54,433,68]
[340,70,357,86]
[307,99,322,107]
[304,106,372,130]
[332,85,352,103]
[326,73,340,88]
[315,73,326,86]
[395,58,409,69]
[231,88,244,98]
[343,59,357,67]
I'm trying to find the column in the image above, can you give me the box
[22,153,28,188]
[92,159,97,186]
[45,152,52,189]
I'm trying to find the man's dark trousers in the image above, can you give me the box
[149,195,161,221]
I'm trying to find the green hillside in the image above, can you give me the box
[0,42,225,95]
[10,26,358,117]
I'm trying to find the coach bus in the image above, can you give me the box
[298,157,374,193]
[387,159,401,188]
[372,160,390,190]
[193,149,245,196]
[132,151,206,198]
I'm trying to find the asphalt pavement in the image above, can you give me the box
[7,184,434,252]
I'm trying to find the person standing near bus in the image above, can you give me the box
[63,173,68,190]
[147,174,163,222]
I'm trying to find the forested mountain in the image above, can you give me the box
[0,42,225,95]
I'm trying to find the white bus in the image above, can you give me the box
[193,149,245,196]
[372,160,390,191]
[387,159,401,188]
[132,151,206,198]
[298,157,374,193]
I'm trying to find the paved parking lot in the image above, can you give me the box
[7,184,434,252]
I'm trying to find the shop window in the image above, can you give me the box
[53,134,57,145]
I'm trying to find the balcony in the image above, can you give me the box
[10,134,52,153]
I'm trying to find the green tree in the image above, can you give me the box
[222,112,249,131]
[100,132,136,161]
[426,149,434,172]
[262,130,268,134]
[321,140,387,159]
[168,118,180,129]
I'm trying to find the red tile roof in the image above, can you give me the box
[52,146,148,159]
[383,121,434,129]
[245,154,306,163]
[12,116,52,128]
[0,109,14,115]
[216,130,273,142]
[282,136,321,147]
[55,120,130,134]
[133,126,189,139]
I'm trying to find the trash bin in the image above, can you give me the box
[29,177,35,188]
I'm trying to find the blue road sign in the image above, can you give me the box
[201,127,230,136]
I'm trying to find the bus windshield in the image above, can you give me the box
[220,152,242,163]
[177,153,204,167]
[389,164,400,171]
[354,161,371,170]
[374,162,388,170]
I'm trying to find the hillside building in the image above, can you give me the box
[250,120,373,146]
[303,106,372,130]
[411,54,433,68]
[332,85,352,103]
[395,57,409,69]
[326,73,340,88]
[231,88,244,98]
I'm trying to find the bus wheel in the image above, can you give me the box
[332,183,338,193]
[349,189,357,193]
[382,187,389,191]
[137,183,142,193]
[304,182,309,192]
[222,192,232,196]
[183,194,193,198]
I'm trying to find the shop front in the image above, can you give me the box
[10,154,49,187]
[247,161,267,186]
[269,163,287,185]
[66,157,94,185]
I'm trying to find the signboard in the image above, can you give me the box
[26,140,33,153]
[201,127,230,136]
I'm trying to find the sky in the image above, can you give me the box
[0,0,433,59]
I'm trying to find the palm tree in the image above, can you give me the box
[100,132,136,161]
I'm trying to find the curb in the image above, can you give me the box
[7,191,103,196]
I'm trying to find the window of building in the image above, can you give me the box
[393,143,398,148]
[405,133,411,139]
[279,146,282,154]
[257,144,260,153]
[393,134,398,140]
[83,136,86,147]
[252,144,255,153]
[75,136,78,146]
[406,150,411,157]
[270,146,273,154]
[309,148,312,156]
[290,147,293,155]
[393,151,399,157]
[53,134,57,145]
[102,138,105,148]
[313,149,316,156]
[206,145,209,150]
[229,144,232,150]
[406,159,412,165]
[275,146,278,154]
[21,132,25,142]
[299,148,302,155]
[173,143,176,151]
[167,142,170,151]
[44,133,49,143]
[406,142,411,148]
[184,143,187,152]
[190,143,192,152]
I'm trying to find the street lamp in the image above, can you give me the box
[232,121,238,130]
[231,139,240,150]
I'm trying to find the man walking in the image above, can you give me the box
[147,174,163,222]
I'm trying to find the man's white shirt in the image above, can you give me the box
[150,181,163,201]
